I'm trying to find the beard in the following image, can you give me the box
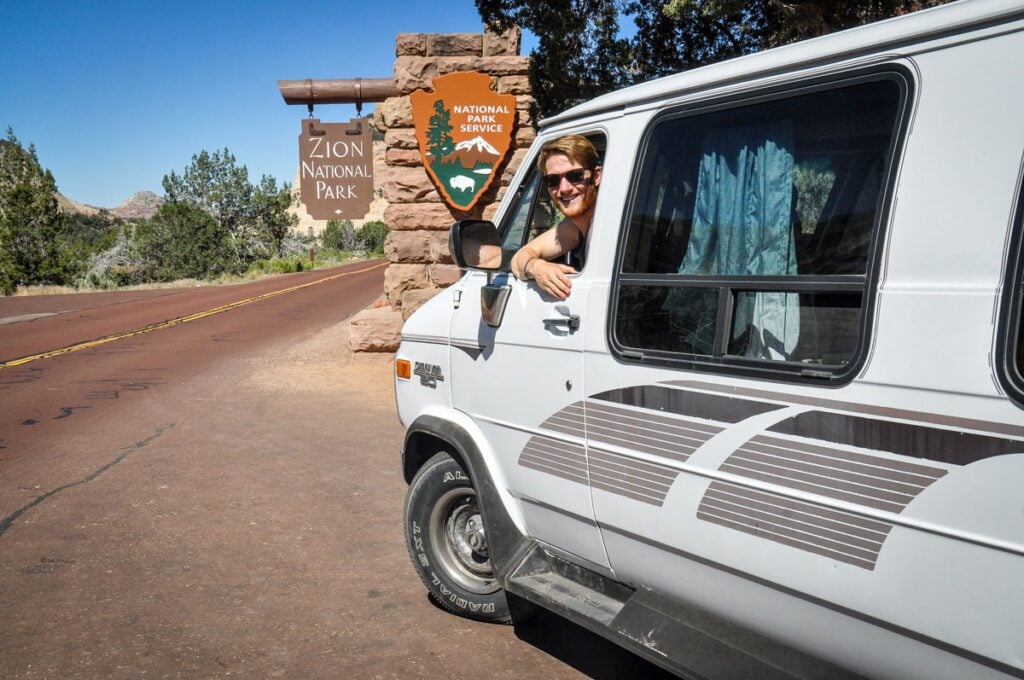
[558,181,598,220]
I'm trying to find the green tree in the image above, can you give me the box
[132,201,232,281]
[65,210,121,254]
[322,219,358,251]
[753,0,946,46]
[156,149,294,277]
[426,101,455,167]
[477,0,948,118]
[478,0,631,119]
[625,0,764,82]
[163,149,252,231]
[358,220,389,254]
[249,174,296,258]
[0,129,74,294]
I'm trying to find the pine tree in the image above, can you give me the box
[154,149,295,276]
[426,101,455,169]
[0,129,73,294]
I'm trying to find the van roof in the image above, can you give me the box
[541,0,1024,127]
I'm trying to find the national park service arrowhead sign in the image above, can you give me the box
[410,71,516,212]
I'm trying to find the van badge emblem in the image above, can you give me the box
[413,362,445,388]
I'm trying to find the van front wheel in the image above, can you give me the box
[404,451,513,623]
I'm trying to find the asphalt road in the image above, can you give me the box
[0,263,673,679]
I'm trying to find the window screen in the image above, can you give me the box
[613,76,905,380]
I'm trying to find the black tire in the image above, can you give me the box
[404,450,514,623]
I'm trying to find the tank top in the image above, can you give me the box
[562,221,587,270]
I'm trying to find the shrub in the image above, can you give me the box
[359,220,389,253]
[322,219,358,251]
[132,201,234,281]
[244,256,313,278]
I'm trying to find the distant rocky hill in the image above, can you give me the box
[111,191,163,220]
[56,190,163,220]
[55,192,101,216]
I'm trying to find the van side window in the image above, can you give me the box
[996,181,1024,407]
[497,166,547,265]
[613,76,905,381]
[497,133,607,269]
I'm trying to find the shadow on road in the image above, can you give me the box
[424,591,675,678]
[513,607,677,679]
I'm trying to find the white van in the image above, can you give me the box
[394,2,1024,677]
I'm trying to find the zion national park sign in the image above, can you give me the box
[298,118,374,220]
[410,71,516,212]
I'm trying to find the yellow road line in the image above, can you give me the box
[0,262,387,370]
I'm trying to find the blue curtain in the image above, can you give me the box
[667,120,799,359]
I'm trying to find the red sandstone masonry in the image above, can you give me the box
[426,33,483,57]
[350,26,533,353]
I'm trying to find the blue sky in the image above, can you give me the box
[0,0,534,208]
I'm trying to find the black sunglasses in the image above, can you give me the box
[542,168,591,190]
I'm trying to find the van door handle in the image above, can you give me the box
[543,315,580,331]
[543,305,580,333]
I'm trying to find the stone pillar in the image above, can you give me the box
[348,26,534,354]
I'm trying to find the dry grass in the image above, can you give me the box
[12,257,372,297]
[12,279,208,296]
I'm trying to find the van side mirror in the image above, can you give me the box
[450,220,503,271]
[450,220,510,328]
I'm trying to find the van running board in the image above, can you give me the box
[505,544,862,680]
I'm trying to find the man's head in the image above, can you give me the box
[536,134,600,176]
[536,135,602,223]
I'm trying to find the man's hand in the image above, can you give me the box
[529,259,577,300]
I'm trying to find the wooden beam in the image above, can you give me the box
[277,78,400,106]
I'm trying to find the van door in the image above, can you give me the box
[449,155,609,569]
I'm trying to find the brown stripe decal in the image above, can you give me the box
[588,449,678,506]
[768,411,1024,466]
[519,436,588,486]
[698,481,894,570]
[704,430,948,567]
[540,401,586,439]
[522,399,714,504]
[720,434,947,513]
[518,432,676,505]
[592,384,784,423]
[585,399,721,464]
[663,379,1024,439]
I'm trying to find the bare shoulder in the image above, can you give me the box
[554,218,583,252]
[524,224,566,260]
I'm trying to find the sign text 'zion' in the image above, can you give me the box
[298,118,373,220]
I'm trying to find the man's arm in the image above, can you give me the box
[511,222,580,300]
